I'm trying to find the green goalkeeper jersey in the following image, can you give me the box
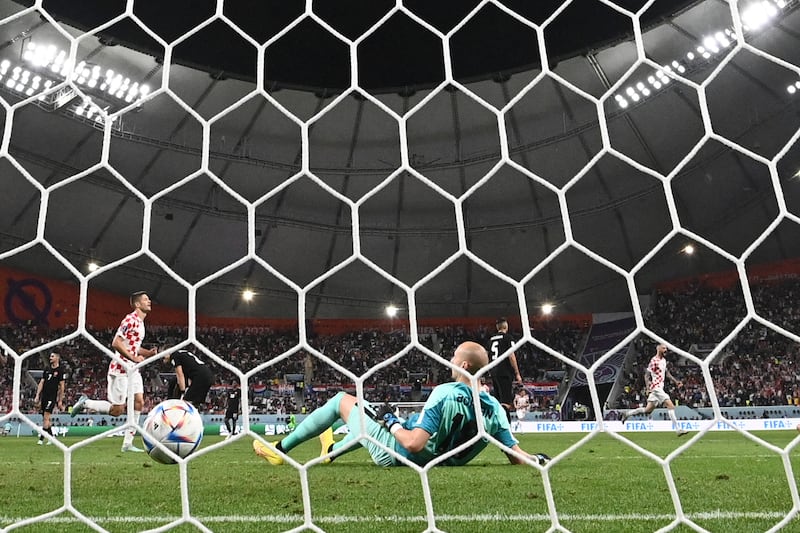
[399,381,518,466]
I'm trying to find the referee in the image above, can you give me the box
[33,352,66,445]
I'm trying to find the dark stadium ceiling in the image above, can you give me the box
[0,0,799,321]
[14,0,698,93]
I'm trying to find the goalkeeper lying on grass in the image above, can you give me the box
[253,341,550,467]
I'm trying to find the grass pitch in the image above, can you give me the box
[2,430,799,532]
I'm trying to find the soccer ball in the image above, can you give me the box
[142,399,204,464]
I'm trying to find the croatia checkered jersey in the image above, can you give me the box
[647,355,667,391]
[109,311,145,376]
[514,393,530,410]
[399,382,517,467]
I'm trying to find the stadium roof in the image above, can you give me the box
[13,0,698,93]
[1,0,799,321]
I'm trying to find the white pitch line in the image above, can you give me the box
[0,511,791,524]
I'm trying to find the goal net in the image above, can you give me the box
[2,0,800,531]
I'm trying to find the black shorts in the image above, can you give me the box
[225,410,239,420]
[491,375,515,406]
[184,370,213,405]
[41,398,57,415]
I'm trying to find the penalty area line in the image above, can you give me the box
[0,511,790,524]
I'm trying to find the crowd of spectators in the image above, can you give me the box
[0,319,585,417]
[7,275,795,421]
[617,278,800,414]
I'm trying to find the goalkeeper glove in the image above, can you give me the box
[377,403,401,432]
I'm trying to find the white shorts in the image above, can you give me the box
[516,409,528,421]
[107,372,144,405]
[647,389,671,406]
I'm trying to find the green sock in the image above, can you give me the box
[331,431,363,456]
[280,392,345,452]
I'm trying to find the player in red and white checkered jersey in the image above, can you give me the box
[70,291,159,452]
[513,387,530,423]
[619,344,688,437]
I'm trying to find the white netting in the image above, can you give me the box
[2,0,800,531]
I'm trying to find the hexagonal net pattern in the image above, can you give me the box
[2,0,800,532]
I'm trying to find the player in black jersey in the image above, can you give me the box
[164,349,214,409]
[224,383,241,440]
[33,352,66,445]
[485,318,522,422]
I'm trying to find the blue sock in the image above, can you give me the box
[281,392,345,452]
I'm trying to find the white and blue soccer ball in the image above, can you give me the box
[142,399,204,464]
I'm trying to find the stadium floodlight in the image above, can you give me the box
[702,36,720,54]
[15,40,151,112]
[541,303,554,315]
[53,50,65,66]
[0,45,137,132]
[87,261,99,272]
[741,0,779,31]
[242,289,255,302]
[682,244,695,255]
[614,0,789,109]
[385,305,399,317]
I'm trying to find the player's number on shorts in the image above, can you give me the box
[441,413,479,459]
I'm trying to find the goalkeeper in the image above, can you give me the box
[253,341,549,467]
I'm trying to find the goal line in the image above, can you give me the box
[0,510,789,525]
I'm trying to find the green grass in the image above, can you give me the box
[2,431,800,532]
